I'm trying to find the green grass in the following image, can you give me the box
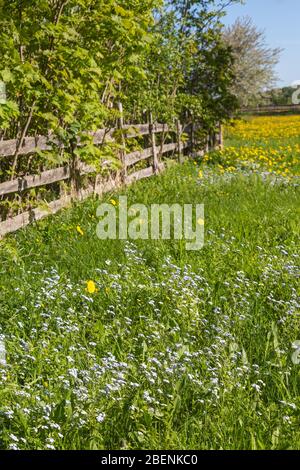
[0,136,299,449]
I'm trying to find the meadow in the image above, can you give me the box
[0,115,299,450]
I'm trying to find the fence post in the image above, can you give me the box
[218,123,224,149]
[118,101,127,182]
[209,131,215,151]
[70,138,80,200]
[149,112,159,174]
[176,119,183,164]
[190,122,195,156]
[205,133,209,153]
[212,131,216,150]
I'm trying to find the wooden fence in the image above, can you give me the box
[241,104,300,115]
[0,120,222,238]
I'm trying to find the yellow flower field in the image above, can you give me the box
[226,115,300,141]
[203,115,300,177]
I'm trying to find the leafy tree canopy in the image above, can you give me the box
[0,0,240,171]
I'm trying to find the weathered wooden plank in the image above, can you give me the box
[125,166,154,184]
[89,129,114,145]
[0,135,56,157]
[0,166,71,196]
[159,142,178,154]
[0,124,170,158]
[125,147,153,167]
[123,123,169,138]
[89,124,159,145]
[125,124,149,137]
[0,162,98,197]
[125,141,179,167]
[0,195,72,238]
[0,132,112,157]
[125,162,164,185]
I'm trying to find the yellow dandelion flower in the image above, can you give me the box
[86,280,97,294]
[76,225,84,236]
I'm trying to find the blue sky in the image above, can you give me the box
[223,0,300,87]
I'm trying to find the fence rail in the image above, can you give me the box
[0,123,169,158]
[241,104,300,114]
[0,120,221,238]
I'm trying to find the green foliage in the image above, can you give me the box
[0,0,161,168]
[256,87,296,107]
[0,0,239,169]
[124,0,239,129]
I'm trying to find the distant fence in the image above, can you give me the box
[0,118,222,238]
[241,104,300,115]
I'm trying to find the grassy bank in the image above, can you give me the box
[0,116,299,449]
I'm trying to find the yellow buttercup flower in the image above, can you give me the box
[86,280,97,294]
[76,225,84,236]
[110,199,117,206]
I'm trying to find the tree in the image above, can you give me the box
[223,16,282,107]
[124,0,240,133]
[257,86,295,107]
